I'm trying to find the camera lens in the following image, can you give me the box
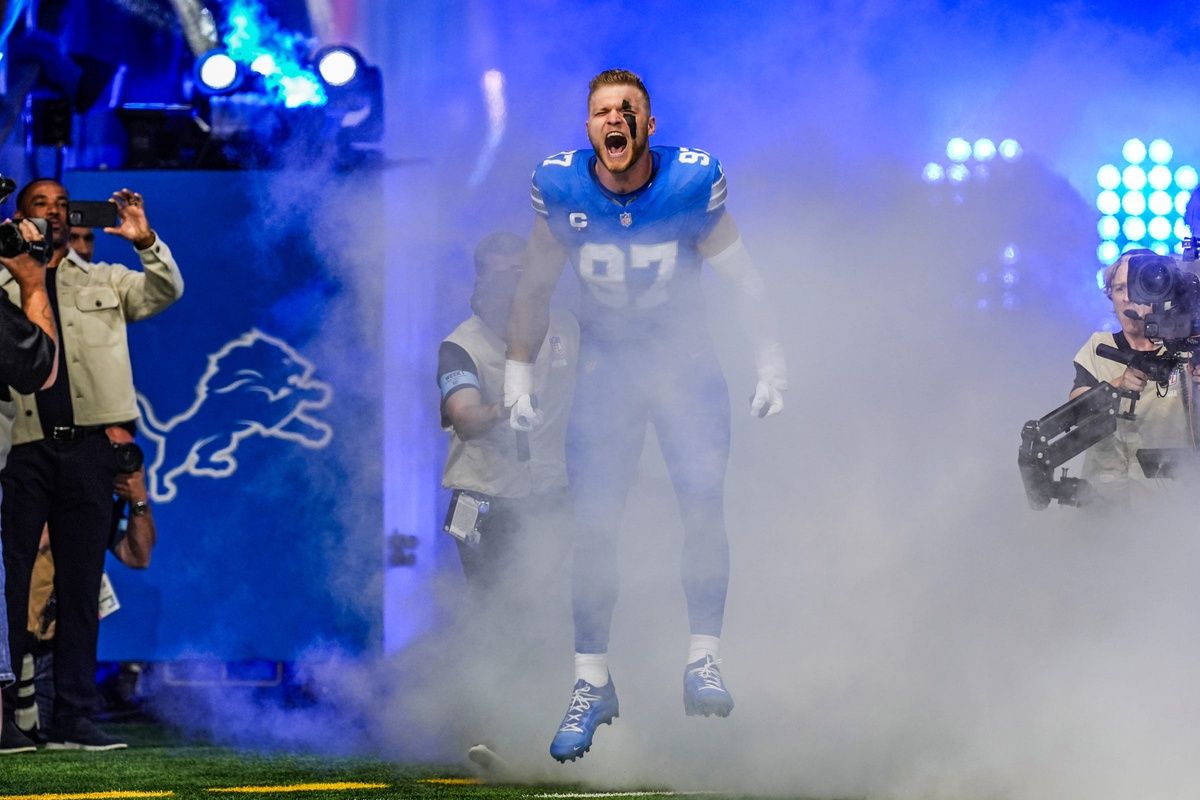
[1128,255,1175,304]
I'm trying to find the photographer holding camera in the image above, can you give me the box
[1068,251,1200,504]
[0,178,182,753]
[0,191,58,750]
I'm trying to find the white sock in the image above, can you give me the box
[688,634,720,665]
[574,652,609,687]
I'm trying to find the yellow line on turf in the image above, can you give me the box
[0,793,173,800]
[207,784,389,794]
[419,779,483,785]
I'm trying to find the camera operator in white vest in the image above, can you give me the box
[1069,251,1200,505]
[438,232,578,599]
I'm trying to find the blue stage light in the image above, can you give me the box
[1148,216,1171,241]
[1122,216,1146,241]
[1148,190,1173,217]
[1096,164,1121,190]
[315,46,362,88]
[947,164,969,183]
[1121,241,1144,253]
[1148,138,1173,165]
[195,50,241,94]
[998,139,1021,161]
[1147,164,1172,191]
[921,162,944,183]
[946,137,971,163]
[1122,138,1147,164]
[1151,242,1170,255]
[973,138,996,161]
[1001,243,1020,264]
[1175,218,1191,240]
[1097,243,1119,266]
[1175,165,1199,191]
[1121,165,1146,191]
[1097,216,1119,241]
[1121,191,1146,216]
[1096,190,1120,215]
[1176,191,1192,215]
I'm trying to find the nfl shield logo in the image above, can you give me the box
[619,211,633,228]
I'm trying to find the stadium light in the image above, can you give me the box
[1094,137,1196,262]
[1175,165,1199,191]
[314,45,362,88]
[1096,164,1121,190]
[1148,216,1171,241]
[1122,216,1146,241]
[1148,191,1172,216]
[1148,138,1174,165]
[1097,216,1119,240]
[998,138,1022,161]
[946,137,971,163]
[1121,165,1146,191]
[1147,165,1172,191]
[973,138,996,161]
[1096,190,1120,215]
[1122,138,1147,164]
[1121,191,1146,216]
[195,49,242,94]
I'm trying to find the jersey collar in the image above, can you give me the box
[589,150,660,207]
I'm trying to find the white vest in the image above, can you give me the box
[441,309,578,498]
[1073,331,1191,501]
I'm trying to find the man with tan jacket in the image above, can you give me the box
[0,179,182,753]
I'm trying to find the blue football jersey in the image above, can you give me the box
[531,145,727,342]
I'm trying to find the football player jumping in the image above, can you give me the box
[504,68,788,762]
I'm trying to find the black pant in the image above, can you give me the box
[2,434,117,724]
[453,489,573,608]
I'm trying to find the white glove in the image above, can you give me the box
[750,342,788,418]
[504,359,544,431]
[750,380,785,417]
[509,394,543,432]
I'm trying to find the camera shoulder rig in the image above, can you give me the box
[1018,381,1131,509]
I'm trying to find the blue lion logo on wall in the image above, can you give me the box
[137,329,333,502]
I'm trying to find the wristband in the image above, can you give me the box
[754,342,789,390]
[504,359,534,407]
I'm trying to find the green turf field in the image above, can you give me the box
[0,723,766,800]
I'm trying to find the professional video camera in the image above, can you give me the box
[1125,253,1200,344]
[0,175,52,264]
[1018,253,1200,509]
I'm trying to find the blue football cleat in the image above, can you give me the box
[683,656,734,717]
[549,678,619,762]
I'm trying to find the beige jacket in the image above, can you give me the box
[0,237,184,444]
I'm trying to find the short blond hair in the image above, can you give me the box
[1102,248,1156,297]
[587,69,651,112]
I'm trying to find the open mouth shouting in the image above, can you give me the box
[604,131,629,160]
